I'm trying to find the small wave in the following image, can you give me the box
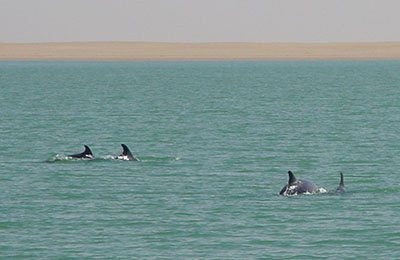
[55,154,69,161]
[100,155,141,161]
[134,156,180,162]
[44,154,69,162]
[102,155,116,160]
[45,154,95,163]
[45,155,179,163]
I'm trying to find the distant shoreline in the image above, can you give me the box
[1,42,400,61]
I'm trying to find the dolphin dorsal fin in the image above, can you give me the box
[83,145,93,156]
[120,144,133,159]
[339,172,344,187]
[288,171,297,185]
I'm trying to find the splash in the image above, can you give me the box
[282,186,328,196]
[318,187,328,193]
[45,154,95,162]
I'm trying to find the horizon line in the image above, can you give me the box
[2,40,400,44]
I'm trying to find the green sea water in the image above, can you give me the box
[1,60,399,259]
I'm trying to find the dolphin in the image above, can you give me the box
[279,171,319,195]
[335,172,345,192]
[68,145,94,159]
[114,144,139,161]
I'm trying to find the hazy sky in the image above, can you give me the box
[1,0,400,43]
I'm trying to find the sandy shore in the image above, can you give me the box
[0,42,399,61]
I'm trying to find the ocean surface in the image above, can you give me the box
[1,60,399,259]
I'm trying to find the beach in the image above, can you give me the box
[0,42,399,61]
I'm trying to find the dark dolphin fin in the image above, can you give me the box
[119,144,138,161]
[336,172,345,192]
[339,172,344,186]
[288,171,297,185]
[83,145,94,157]
[68,145,94,159]
[279,185,288,195]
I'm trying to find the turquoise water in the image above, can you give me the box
[1,60,399,259]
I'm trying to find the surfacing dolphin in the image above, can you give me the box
[335,172,345,193]
[114,144,139,161]
[68,145,94,159]
[280,171,319,195]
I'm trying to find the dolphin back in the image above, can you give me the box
[280,171,318,195]
[68,145,94,159]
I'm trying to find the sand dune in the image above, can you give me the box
[1,42,399,61]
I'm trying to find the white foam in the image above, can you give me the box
[55,154,68,160]
[318,187,328,193]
